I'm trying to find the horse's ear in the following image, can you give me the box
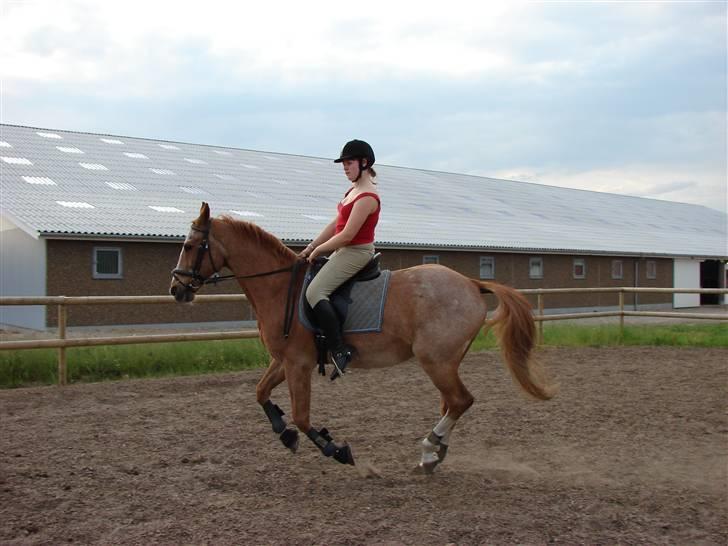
[195,202,210,227]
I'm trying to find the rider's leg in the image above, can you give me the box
[306,244,374,377]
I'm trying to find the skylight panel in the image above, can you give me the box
[214,174,235,180]
[214,150,232,156]
[274,179,288,185]
[57,146,84,154]
[303,214,328,221]
[79,162,108,171]
[101,138,124,144]
[106,182,137,191]
[179,186,207,194]
[263,155,281,161]
[0,141,11,148]
[159,144,180,150]
[37,131,62,139]
[124,152,148,159]
[149,206,184,213]
[23,176,56,185]
[230,210,263,217]
[241,163,260,169]
[150,168,175,175]
[184,158,207,165]
[1,157,33,165]
[57,201,94,208]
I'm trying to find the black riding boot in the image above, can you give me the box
[312,299,354,378]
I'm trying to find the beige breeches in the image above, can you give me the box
[305,243,375,307]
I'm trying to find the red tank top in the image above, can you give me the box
[335,191,380,245]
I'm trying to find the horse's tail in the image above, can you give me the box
[475,280,555,401]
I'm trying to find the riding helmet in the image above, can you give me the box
[334,139,375,168]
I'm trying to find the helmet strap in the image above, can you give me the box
[354,158,368,182]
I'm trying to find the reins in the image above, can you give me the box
[172,224,305,338]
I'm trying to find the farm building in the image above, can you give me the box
[1,123,726,330]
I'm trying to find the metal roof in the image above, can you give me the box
[1,123,726,258]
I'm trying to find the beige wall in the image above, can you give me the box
[45,239,673,327]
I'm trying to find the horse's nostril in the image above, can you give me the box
[170,285,177,296]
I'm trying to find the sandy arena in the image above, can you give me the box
[1,346,726,545]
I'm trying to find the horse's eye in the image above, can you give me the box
[184,244,192,251]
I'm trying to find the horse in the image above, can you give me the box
[170,202,554,472]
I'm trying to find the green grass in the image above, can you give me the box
[0,338,269,388]
[1,323,726,388]
[471,322,728,351]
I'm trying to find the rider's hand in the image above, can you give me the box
[298,244,314,260]
[308,246,324,262]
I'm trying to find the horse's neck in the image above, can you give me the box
[217,223,295,329]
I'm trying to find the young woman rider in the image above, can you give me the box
[299,139,381,377]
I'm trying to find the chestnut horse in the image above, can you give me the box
[170,203,554,472]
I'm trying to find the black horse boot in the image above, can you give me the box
[312,299,354,379]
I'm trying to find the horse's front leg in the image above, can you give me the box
[284,359,355,466]
[256,358,299,452]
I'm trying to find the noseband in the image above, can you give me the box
[171,225,220,290]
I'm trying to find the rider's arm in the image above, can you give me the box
[300,219,336,257]
[309,197,377,256]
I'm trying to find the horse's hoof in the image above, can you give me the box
[279,428,299,453]
[413,461,438,475]
[333,443,355,466]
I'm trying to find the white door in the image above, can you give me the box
[673,259,700,308]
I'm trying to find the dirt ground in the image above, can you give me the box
[1,347,726,545]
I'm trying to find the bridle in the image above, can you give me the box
[171,223,305,338]
[171,225,221,290]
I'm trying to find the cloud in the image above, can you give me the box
[1,0,725,215]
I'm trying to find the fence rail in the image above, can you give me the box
[1,287,726,385]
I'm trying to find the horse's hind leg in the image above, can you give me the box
[416,357,474,474]
[256,358,299,453]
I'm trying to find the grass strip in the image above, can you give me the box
[1,323,725,388]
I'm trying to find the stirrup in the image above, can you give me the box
[330,347,353,381]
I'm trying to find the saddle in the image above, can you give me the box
[299,253,388,375]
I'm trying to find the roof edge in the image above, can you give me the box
[38,232,727,260]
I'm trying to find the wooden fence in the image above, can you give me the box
[1,287,726,385]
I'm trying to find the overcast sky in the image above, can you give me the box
[1,0,726,214]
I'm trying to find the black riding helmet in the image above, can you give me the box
[334,139,375,181]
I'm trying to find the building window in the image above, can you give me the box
[529,257,543,279]
[646,260,657,279]
[93,247,122,279]
[423,255,439,265]
[611,260,623,280]
[573,258,586,279]
[479,256,495,279]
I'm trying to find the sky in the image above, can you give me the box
[1,0,726,214]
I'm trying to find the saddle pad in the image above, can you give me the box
[299,270,391,334]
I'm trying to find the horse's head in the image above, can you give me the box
[170,202,225,303]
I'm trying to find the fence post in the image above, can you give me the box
[618,290,625,341]
[537,294,544,345]
[58,301,67,386]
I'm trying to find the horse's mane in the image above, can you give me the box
[216,215,296,261]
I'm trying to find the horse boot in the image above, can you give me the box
[311,299,355,380]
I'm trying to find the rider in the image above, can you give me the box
[299,139,381,377]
